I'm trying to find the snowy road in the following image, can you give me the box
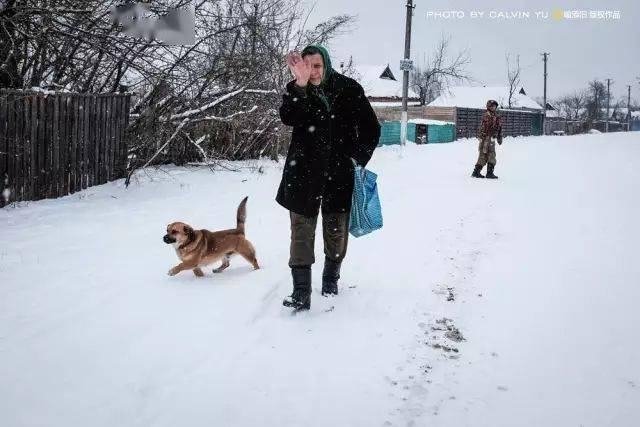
[1,132,639,426]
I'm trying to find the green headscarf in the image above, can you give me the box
[301,44,333,111]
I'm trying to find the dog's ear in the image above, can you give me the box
[183,225,195,239]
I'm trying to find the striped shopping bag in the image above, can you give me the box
[349,160,383,237]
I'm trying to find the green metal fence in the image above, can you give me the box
[427,123,455,143]
[380,120,455,145]
[379,121,401,145]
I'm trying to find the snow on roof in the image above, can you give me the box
[408,118,455,125]
[601,107,638,119]
[427,86,542,110]
[354,64,418,99]
[599,108,616,118]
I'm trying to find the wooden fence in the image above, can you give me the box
[454,107,542,139]
[0,90,130,207]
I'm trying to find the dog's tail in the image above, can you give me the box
[236,196,248,234]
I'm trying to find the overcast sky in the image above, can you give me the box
[303,0,639,102]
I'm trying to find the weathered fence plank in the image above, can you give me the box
[112,97,121,178]
[37,95,45,200]
[110,96,118,180]
[100,96,106,184]
[7,94,16,204]
[90,95,97,188]
[45,95,54,199]
[103,96,110,184]
[60,95,69,196]
[52,94,61,198]
[0,95,7,206]
[15,94,24,202]
[70,95,79,194]
[78,96,88,190]
[105,96,113,182]
[0,95,6,206]
[23,96,32,201]
[122,96,130,177]
[29,95,38,201]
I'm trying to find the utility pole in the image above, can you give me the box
[400,0,415,145]
[628,85,632,131]
[606,78,611,132]
[541,52,549,134]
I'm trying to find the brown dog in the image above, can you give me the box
[163,197,259,277]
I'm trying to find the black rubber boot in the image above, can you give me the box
[321,257,341,296]
[486,164,498,179]
[471,165,485,178]
[283,266,311,310]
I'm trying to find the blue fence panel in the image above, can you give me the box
[379,121,401,145]
[407,123,416,143]
[378,121,456,145]
[428,124,456,143]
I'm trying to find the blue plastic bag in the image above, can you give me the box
[349,160,383,237]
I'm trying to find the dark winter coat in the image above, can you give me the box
[276,73,381,217]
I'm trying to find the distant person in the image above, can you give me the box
[277,45,381,310]
[472,99,503,179]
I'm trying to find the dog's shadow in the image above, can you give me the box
[170,265,260,285]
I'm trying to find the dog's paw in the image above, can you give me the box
[168,268,178,276]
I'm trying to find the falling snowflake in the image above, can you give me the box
[308,126,316,133]
[331,114,335,119]
[293,97,298,102]
[289,160,297,166]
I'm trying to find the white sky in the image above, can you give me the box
[304,0,640,102]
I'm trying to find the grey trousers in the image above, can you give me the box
[289,211,350,267]
[476,137,497,167]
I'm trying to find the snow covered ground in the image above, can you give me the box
[1,132,639,427]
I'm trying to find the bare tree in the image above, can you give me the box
[0,1,355,185]
[557,90,587,120]
[338,56,361,81]
[410,35,471,105]
[506,53,521,108]
[0,0,173,92]
[0,0,22,88]
[586,79,607,122]
[124,0,355,184]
